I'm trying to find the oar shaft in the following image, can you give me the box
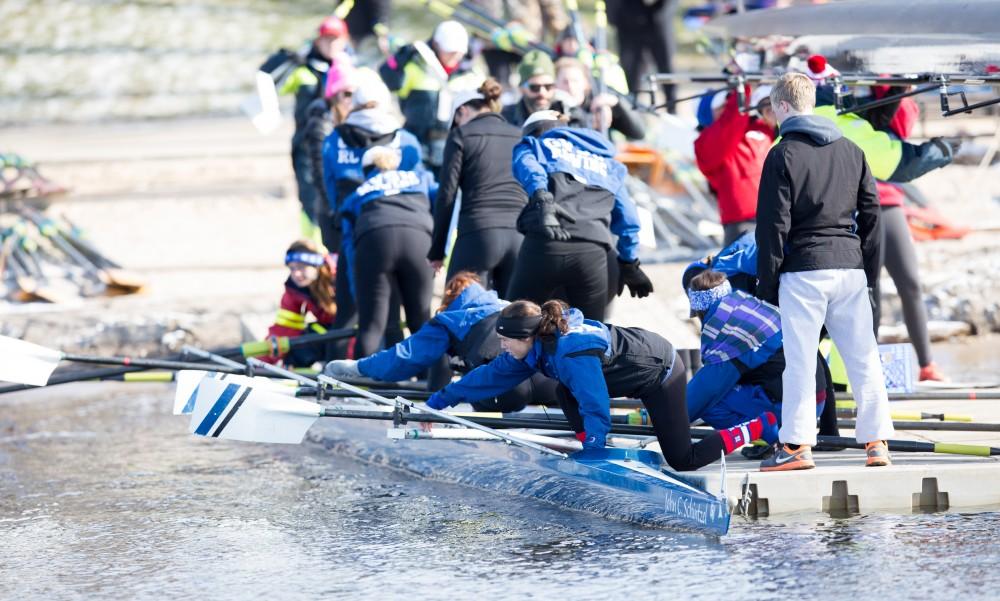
[0,328,353,394]
[836,391,1000,401]
[181,345,245,369]
[317,374,567,458]
[838,419,1000,432]
[60,353,246,373]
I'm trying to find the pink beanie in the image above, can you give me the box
[324,52,356,99]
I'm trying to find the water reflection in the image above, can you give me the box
[1,385,999,599]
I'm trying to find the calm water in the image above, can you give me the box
[2,339,1000,600]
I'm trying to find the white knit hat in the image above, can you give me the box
[350,67,392,110]
[522,109,562,131]
[432,20,469,54]
[450,88,485,120]
[750,85,773,108]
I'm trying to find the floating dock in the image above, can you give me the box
[683,398,1000,518]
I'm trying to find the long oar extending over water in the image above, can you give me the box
[0,328,353,394]
[231,358,568,458]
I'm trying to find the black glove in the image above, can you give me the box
[931,137,962,158]
[617,259,654,298]
[517,190,575,241]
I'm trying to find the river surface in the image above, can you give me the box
[3,339,1000,600]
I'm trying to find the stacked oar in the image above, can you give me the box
[1,208,144,303]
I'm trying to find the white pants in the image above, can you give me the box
[778,269,895,446]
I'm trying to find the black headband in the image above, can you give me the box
[495,314,542,339]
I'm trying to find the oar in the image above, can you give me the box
[0,328,354,394]
[838,419,1000,433]
[245,358,568,458]
[835,400,972,422]
[0,333,251,386]
[836,391,1000,401]
[38,211,145,293]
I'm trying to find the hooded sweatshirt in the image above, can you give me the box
[512,126,641,262]
[755,113,881,304]
[320,115,423,215]
[358,282,508,381]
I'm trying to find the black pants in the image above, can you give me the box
[873,205,932,366]
[557,355,727,472]
[291,142,318,223]
[617,4,677,110]
[507,238,609,321]
[331,243,404,359]
[354,226,434,357]
[447,227,523,298]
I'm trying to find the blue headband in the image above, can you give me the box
[285,251,324,267]
[688,280,732,313]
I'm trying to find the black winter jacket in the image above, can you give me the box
[755,114,881,304]
[428,112,528,261]
[303,98,334,215]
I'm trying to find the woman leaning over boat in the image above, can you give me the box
[324,272,558,412]
[426,299,778,471]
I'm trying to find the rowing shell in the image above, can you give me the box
[312,406,732,535]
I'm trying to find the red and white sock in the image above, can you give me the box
[719,414,770,454]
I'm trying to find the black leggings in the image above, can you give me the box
[354,226,433,357]
[507,238,609,321]
[447,227,523,298]
[556,355,728,472]
[873,205,932,366]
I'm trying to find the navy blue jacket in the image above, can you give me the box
[427,308,673,449]
[358,283,508,381]
[512,127,641,262]
[321,124,423,215]
[339,168,437,298]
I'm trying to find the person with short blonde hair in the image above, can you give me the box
[756,69,893,471]
[769,72,817,114]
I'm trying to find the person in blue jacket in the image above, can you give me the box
[339,145,437,357]
[685,269,829,436]
[323,272,558,412]
[426,299,778,472]
[320,68,422,357]
[505,111,654,321]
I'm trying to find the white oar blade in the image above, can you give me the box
[173,370,296,415]
[0,334,63,386]
[188,378,321,444]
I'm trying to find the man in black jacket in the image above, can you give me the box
[755,73,894,472]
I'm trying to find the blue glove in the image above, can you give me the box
[425,392,451,410]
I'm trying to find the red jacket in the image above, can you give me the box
[260,275,337,363]
[694,89,776,224]
[876,97,919,207]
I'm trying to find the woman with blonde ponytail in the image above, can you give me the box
[426,299,779,472]
[324,272,558,412]
[339,144,438,358]
[427,78,529,296]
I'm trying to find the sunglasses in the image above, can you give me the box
[526,83,554,93]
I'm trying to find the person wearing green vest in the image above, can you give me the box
[379,20,485,174]
[813,85,956,184]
